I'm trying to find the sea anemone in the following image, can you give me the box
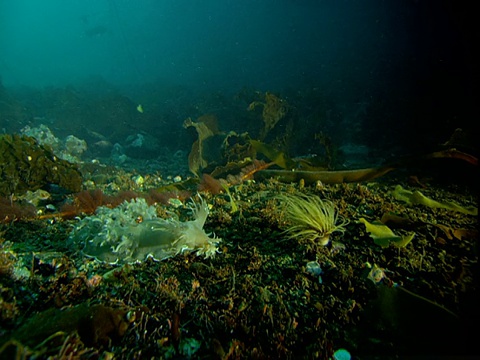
[278,193,348,246]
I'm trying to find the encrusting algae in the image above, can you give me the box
[278,193,348,246]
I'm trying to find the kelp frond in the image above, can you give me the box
[278,193,348,246]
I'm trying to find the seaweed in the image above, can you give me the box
[0,134,82,197]
[247,92,288,140]
[183,115,222,176]
[0,197,36,223]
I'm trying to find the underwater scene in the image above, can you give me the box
[0,0,477,359]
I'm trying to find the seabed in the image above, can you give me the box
[0,157,477,359]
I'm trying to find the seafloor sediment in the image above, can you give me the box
[0,160,477,359]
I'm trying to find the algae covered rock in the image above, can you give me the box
[0,134,83,196]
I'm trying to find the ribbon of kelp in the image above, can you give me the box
[359,218,416,248]
[252,143,477,185]
[392,185,478,216]
[255,167,396,184]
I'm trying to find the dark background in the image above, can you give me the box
[0,0,477,161]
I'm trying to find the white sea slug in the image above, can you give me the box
[69,197,221,264]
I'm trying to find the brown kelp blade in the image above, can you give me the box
[254,148,477,185]
[255,166,395,184]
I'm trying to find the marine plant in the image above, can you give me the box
[0,134,82,196]
[0,197,36,223]
[247,92,288,140]
[39,189,140,220]
[278,193,348,246]
[198,173,224,195]
[183,115,221,176]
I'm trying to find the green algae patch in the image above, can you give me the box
[359,217,415,248]
[392,185,478,216]
[0,134,82,196]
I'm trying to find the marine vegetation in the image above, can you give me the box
[278,193,348,246]
[247,92,288,140]
[392,184,478,215]
[68,196,220,264]
[254,148,478,185]
[359,217,416,248]
[0,134,82,197]
[0,166,477,358]
[183,114,222,176]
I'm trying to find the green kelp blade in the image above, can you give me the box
[221,183,239,213]
[250,140,296,169]
[393,232,416,247]
[359,218,415,248]
[392,185,478,216]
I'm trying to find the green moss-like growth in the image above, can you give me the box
[0,134,83,196]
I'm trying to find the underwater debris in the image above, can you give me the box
[278,193,348,246]
[69,197,220,264]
